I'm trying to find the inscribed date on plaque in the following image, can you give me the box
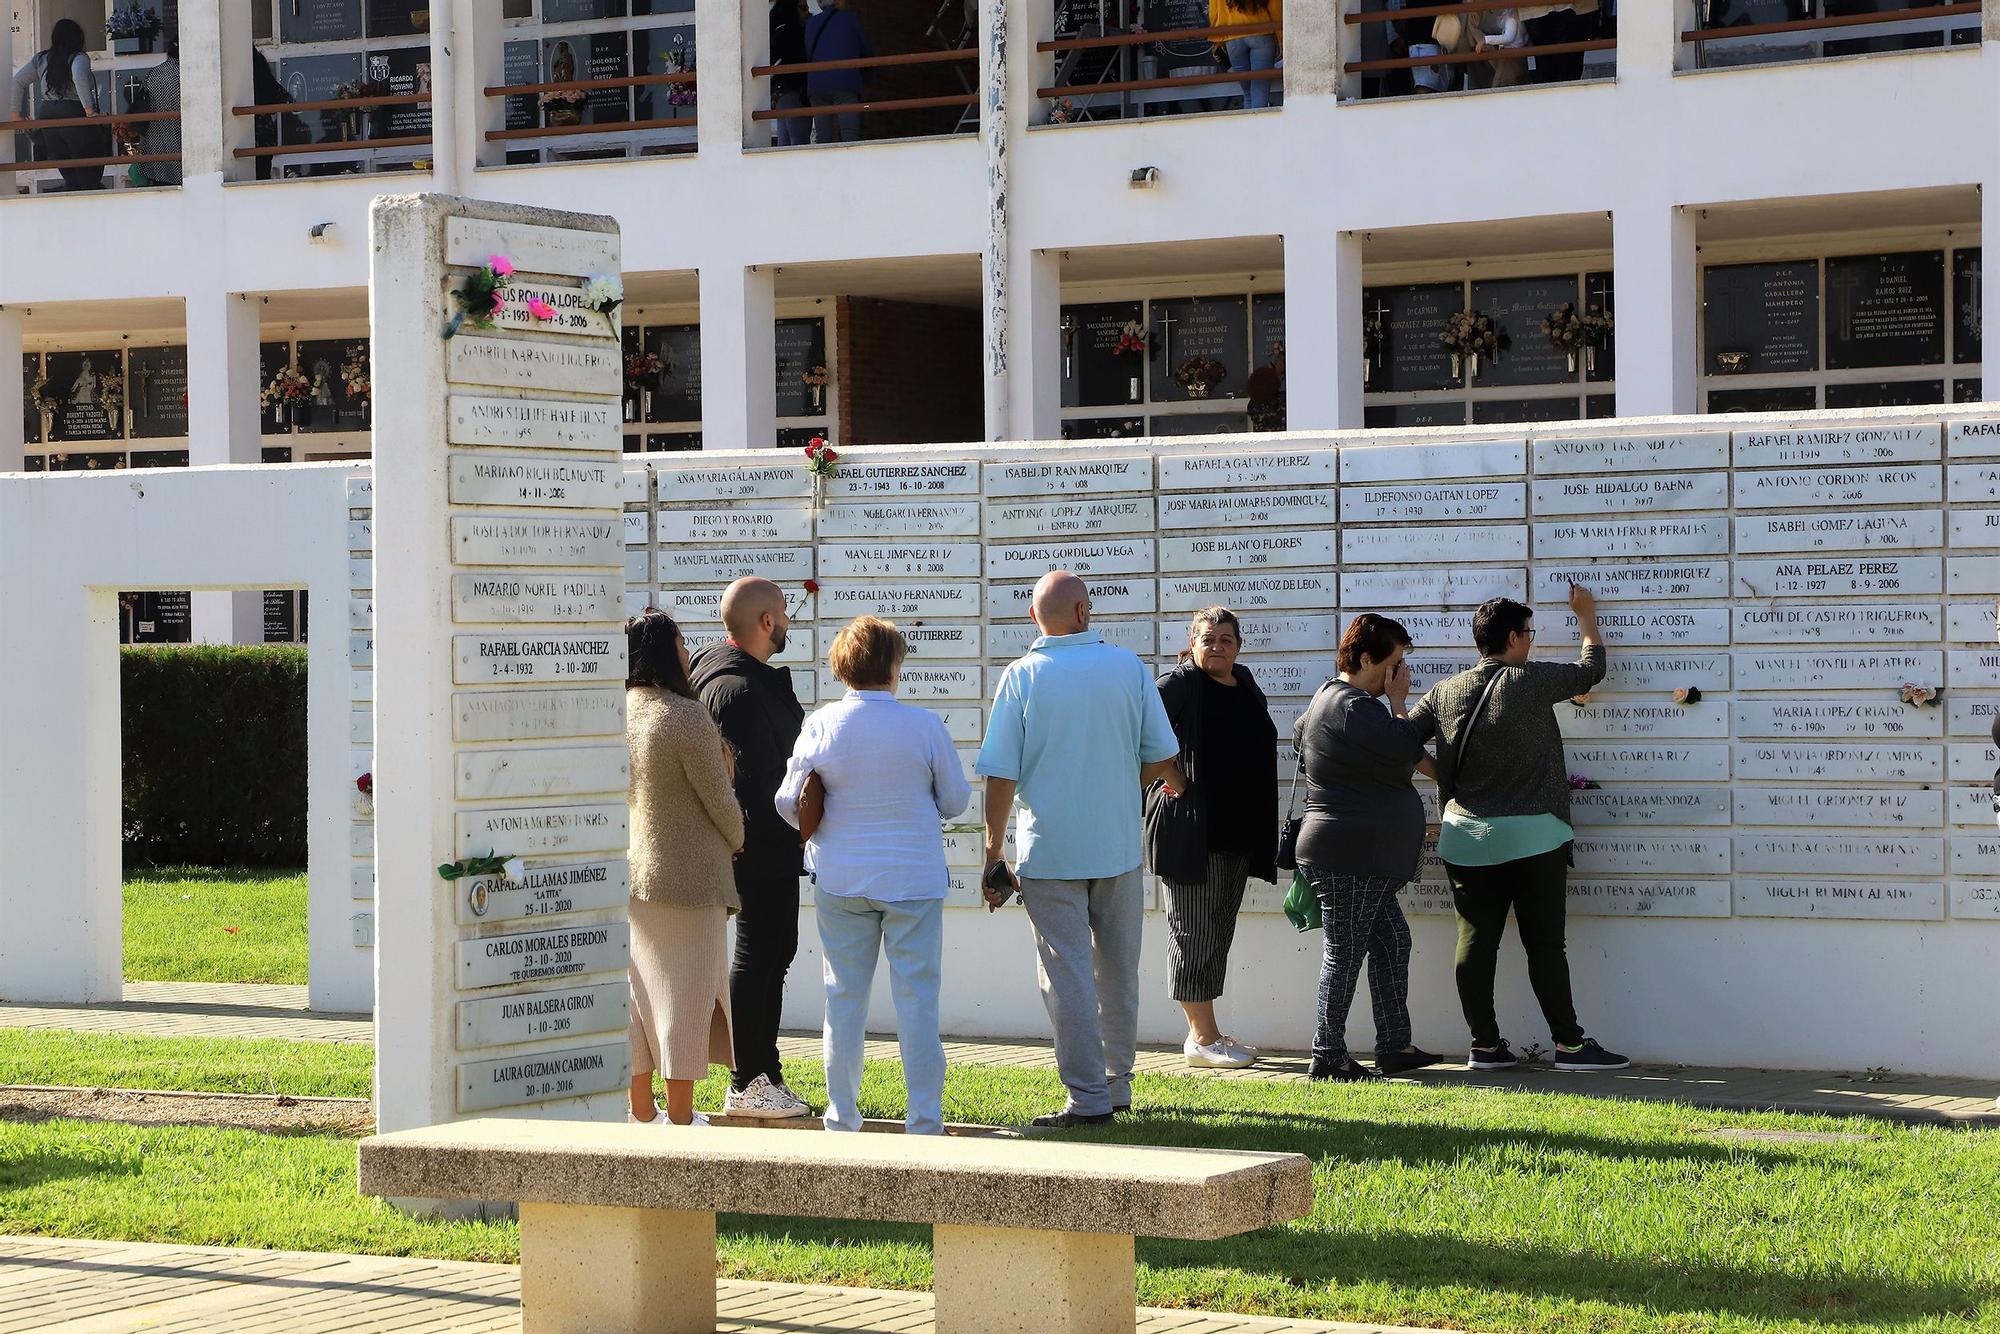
[1339,440,1525,483]
[453,572,619,624]
[450,395,618,451]
[1732,787,1942,827]
[1341,482,1525,524]
[659,545,813,583]
[1532,562,1728,602]
[1734,555,1941,599]
[989,579,1153,619]
[984,496,1155,540]
[1345,524,1526,566]
[900,625,982,658]
[1734,425,1940,468]
[1543,607,1728,647]
[656,464,809,503]
[457,921,632,991]
[1532,432,1728,475]
[457,981,630,1051]
[1732,464,1941,509]
[1545,651,1729,694]
[456,1040,629,1114]
[456,803,628,858]
[985,539,1155,579]
[452,687,624,742]
[1161,530,1333,573]
[819,543,980,579]
[1161,613,1340,655]
[1572,835,1730,875]
[1558,702,1728,739]
[1732,699,1942,739]
[818,501,981,539]
[1734,741,1942,782]
[1734,510,1943,555]
[1948,463,2000,502]
[1567,880,1731,917]
[451,515,622,568]
[1733,878,1943,920]
[1531,472,1728,516]
[446,335,621,396]
[1339,567,1524,609]
[1157,450,1337,490]
[457,745,631,801]
[1564,744,1729,782]
[1732,603,1941,643]
[825,462,978,497]
[1735,833,1942,876]
[1735,649,1943,691]
[450,453,621,509]
[822,581,984,619]
[1159,489,1336,530]
[661,506,813,545]
[1162,572,1336,614]
[1568,789,1731,826]
[454,633,623,683]
[1533,516,1730,560]
[983,457,1151,496]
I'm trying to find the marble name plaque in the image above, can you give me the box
[985,495,1155,540]
[656,464,810,503]
[489,278,617,339]
[1373,611,1472,646]
[346,476,373,505]
[1345,524,1527,567]
[457,980,630,1051]
[453,572,619,624]
[1559,702,1729,739]
[456,1039,629,1114]
[1339,566,1524,609]
[984,457,1151,496]
[1169,613,1338,655]
[1732,699,1942,739]
[659,545,813,584]
[1406,655,1483,691]
[349,598,372,630]
[1339,439,1526,483]
[1733,464,1941,509]
[984,538,1155,579]
[1159,489,1336,531]
[352,864,374,900]
[1554,651,1730,695]
[1947,695,2000,737]
[1950,648,2000,688]
[1734,425,1940,468]
[820,543,980,579]
[348,518,373,551]
[988,578,1153,619]
[349,558,373,592]
[1544,607,1729,647]
[1736,832,1942,876]
[1950,880,2000,920]
[817,501,981,539]
[1160,530,1334,574]
[884,662,982,700]
[990,618,1153,658]
[452,687,624,742]
[825,461,979,498]
[1950,508,2000,549]
[1252,657,1339,698]
[1568,788,1731,826]
[1532,472,1729,516]
[457,920,632,991]
[1532,516,1730,560]
[1532,561,1729,603]
[1565,744,1730,782]
[1161,572,1337,614]
[1948,741,2000,780]
[1732,603,1942,644]
[1400,881,1457,916]
[1949,786,1999,826]
[1951,834,2000,874]
[1735,556,1942,599]
[446,335,620,396]
[1733,786,1942,828]
[1572,835,1730,876]
[1340,482,1526,524]
[350,710,371,746]
[454,632,623,684]
[450,514,622,569]
[817,580,984,620]
[449,394,618,451]
[664,587,722,624]
[450,454,621,510]
[902,625,983,658]
[471,857,644,928]
[458,745,631,801]
[1158,450,1338,490]
[937,706,985,744]
[351,669,372,703]
[1734,649,1943,691]
[1735,878,1943,920]
[1735,509,1943,555]
[1733,741,1942,782]
[1532,431,1729,475]
[446,216,619,279]
[1568,879,1732,917]
[623,511,648,545]
[456,802,628,858]
[1949,419,2000,458]
[625,550,652,588]
[350,634,373,669]
[1952,464,2000,505]
[660,506,813,544]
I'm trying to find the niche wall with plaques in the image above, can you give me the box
[617,311,833,453]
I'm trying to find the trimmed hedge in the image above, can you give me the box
[122,645,308,867]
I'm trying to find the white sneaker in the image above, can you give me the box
[725,1074,812,1119]
[632,1110,711,1126]
[1185,1036,1256,1069]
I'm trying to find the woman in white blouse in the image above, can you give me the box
[776,615,971,1134]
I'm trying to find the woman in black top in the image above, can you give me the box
[1294,614,1440,1082]
[1145,607,1277,1070]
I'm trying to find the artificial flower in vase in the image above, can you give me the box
[624,351,663,421]
[801,363,830,414]
[443,254,513,338]
[340,345,371,407]
[1440,309,1500,380]
[1173,355,1227,400]
[803,435,840,507]
[541,88,586,128]
[1114,320,1146,402]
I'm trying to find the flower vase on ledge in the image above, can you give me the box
[810,385,825,414]
[1468,353,1480,379]
[1450,352,1461,379]
[1586,345,1598,373]
[1566,350,1577,372]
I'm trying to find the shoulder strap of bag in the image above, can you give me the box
[1449,664,1505,797]
[1283,677,1341,818]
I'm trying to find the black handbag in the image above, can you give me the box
[1274,759,1305,872]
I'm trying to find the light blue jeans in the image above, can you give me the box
[1018,868,1144,1117]
[815,888,947,1134]
[1225,34,1278,110]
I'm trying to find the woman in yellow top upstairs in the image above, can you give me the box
[1210,0,1281,110]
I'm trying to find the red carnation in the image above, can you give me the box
[803,579,820,595]
[357,773,373,796]
[805,437,824,457]
[822,448,840,464]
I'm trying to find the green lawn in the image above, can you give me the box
[123,867,307,985]
[0,1030,371,1098]
[1,1032,1995,1333]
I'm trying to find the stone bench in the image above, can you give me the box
[359,1118,1313,1334]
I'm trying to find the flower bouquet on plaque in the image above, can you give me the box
[583,273,624,320]
[261,365,311,427]
[804,435,840,506]
[28,376,59,423]
[443,254,514,339]
[624,350,663,420]
[1580,305,1613,372]
[97,368,124,429]
[1173,355,1227,399]
[355,772,374,821]
[1540,302,1589,372]
[1440,310,1499,379]
[105,3,159,54]
[1900,683,1941,708]
[341,345,371,405]
[1567,773,1600,791]
[540,87,587,128]
[1115,321,1148,401]
[802,363,830,413]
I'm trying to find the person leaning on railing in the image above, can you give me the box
[1433,7,1528,89]
[138,43,182,188]
[1519,1,1598,81]
[10,19,108,191]
[769,0,811,147]
[1209,0,1282,110]
[804,0,871,144]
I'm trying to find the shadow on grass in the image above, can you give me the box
[0,1144,142,1192]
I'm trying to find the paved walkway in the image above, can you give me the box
[2,982,1993,1125]
[0,1237,1443,1334]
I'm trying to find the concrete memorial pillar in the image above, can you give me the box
[0,308,23,472]
[369,195,635,1144]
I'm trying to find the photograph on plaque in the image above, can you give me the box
[1824,251,1944,370]
[1149,295,1249,404]
[1469,275,1578,387]
[369,45,435,140]
[42,350,124,443]
[1059,301,1146,409]
[295,340,372,434]
[1362,283,1459,393]
[775,317,829,418]
[545,32,633,126]
[127,346,190,439]
[1953,247,1982,365]
[277,53,365,150]
[1702,260,1818,376]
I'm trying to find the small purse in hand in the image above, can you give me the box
[796,770,824,844]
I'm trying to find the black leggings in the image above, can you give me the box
[1445,844,1585,1049]
[35,98,108,191]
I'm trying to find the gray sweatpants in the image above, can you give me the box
[1018,868,1144,1117]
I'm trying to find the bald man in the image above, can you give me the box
[689,577,811,1119]
[975,571,1185,1128]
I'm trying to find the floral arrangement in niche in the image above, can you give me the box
[97,367,124,424]
[341,345,371,404]
[444,254,513,338]
[105,4,160,38]
[1579,305,1613,370]
[1114,320,1147,357]
[802,363,830,412]
[1362,312,1383,384]
[1900,683,1941,708]
[28,377,59,416]
[1439,309,1500,378]
[1672,686,1703,705]
[110,120,145,153]
[1540,302,1590,371]
[583,273,624,319]
[804,436,840,505]
[1173,355,1227,398]
[1567,773,1600,791]
[659,51,697,107]
[260,365,310,408]
[1049,98,1079,125]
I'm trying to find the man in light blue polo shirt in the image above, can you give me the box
[977,570,1184,1128]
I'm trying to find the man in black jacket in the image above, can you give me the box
[690,577,810,1119]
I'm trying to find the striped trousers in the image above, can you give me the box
[1160,852,1251,1003]
[1301,863,1414,1066]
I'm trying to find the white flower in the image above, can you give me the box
[503,857,527,882]
[582,273,623,309]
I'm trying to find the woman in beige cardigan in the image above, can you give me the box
[626,611,746,1126]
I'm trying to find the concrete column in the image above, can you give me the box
[700,263,776,449]
[698,0,758,153]
[932,1225,1135,1334]
[179,0,256,182]
[187,290,266,644]
[988,0,1056,443]
[1613,205,1699,418]
[1003,247,1060,443]
[1283,0,1340,100]
[0,309,22,472]
[1983,189,2000,391]
[1284,230,1363,431]
[444,0,506,182]
[979,0,1010,440]
[519,1203,718,1334]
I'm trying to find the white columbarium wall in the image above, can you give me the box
[639,411,2000,1080]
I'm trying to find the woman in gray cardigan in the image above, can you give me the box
[1294,614,1440,1082]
